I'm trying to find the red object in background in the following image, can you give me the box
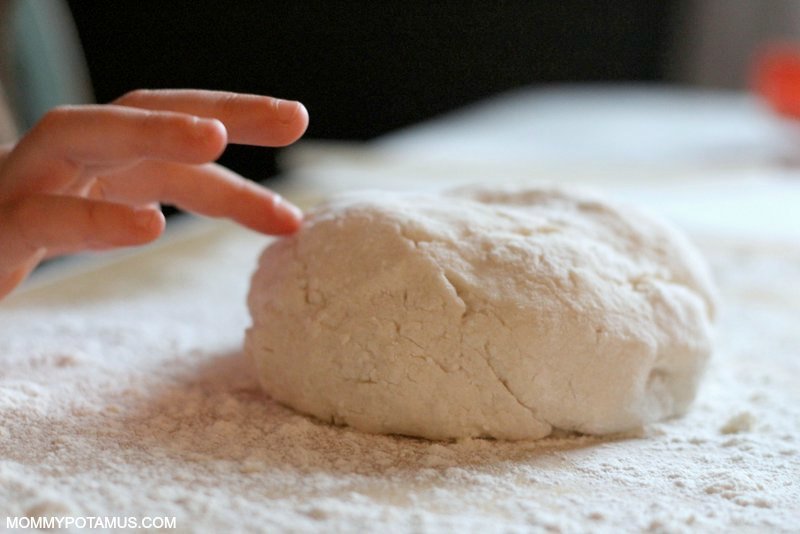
[753,44,800,119]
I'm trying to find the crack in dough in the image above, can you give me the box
[246,186,716,440]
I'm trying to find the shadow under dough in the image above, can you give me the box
[115,349,625,478]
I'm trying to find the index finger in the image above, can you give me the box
[0,106,227,200]
[115,89,309,147]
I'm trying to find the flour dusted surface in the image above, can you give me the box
[0,220,798,532]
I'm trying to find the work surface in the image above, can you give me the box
[1,87,799,532]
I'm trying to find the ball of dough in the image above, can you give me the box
[245,187,716,440]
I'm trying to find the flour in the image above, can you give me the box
[0,219,797,532]
[247,187,716,440]
[720,411,756,435]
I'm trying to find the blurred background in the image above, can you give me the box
[2,0,800,185]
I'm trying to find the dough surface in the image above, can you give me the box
[245,187,716,440]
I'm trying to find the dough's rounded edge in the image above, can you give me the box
[245,186,716,440]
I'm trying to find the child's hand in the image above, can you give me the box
[0,89,309,299]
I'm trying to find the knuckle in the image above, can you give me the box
[35,106,75,132]
[216,92,241,116]
[115,88,151,106]
[90,177,111,200]
[220,175,249,207]
[133,110,162,152]
[85,199,104,229]
[137,109,159,130]
[5,198,45,253]
[9,196,38,226]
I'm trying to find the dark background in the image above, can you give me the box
[66,1,679,181]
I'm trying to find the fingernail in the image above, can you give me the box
[192,117,226,139]
[275,99,302,124]
[134,209,159,230]
[273,195,303,224]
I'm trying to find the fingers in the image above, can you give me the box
[27,105,227,165]
[0,90,308,300]
[0,253,43,301]
[0,195,165,272]
[88,161,303,234]
[0,106,228,201]
[1,89,309,202]
[115,89,309,147]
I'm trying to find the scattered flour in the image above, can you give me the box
[0,220,798,532]
[720,411,757,435]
